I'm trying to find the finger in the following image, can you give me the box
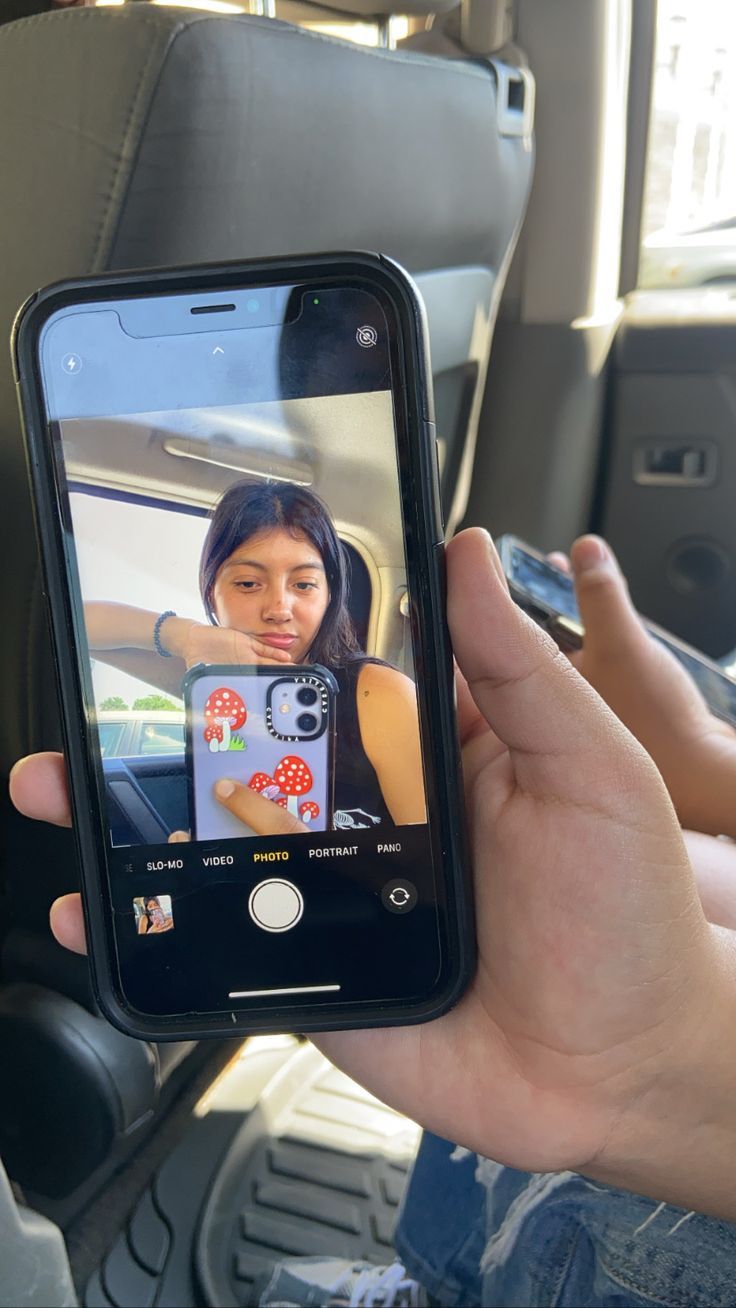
[215,778,308,835]
[682,830,736,930]
[49,894,87,954]
[230,629,292,665]
[168,830,191,843]
[9,752,72,827]
[455,663,503,755]
[547,551,571,574]
[570,536,648,661]
[445,529,655,810]
[247,642,293,665]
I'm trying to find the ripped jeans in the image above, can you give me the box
[393,1132,736,1307]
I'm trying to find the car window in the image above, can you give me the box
[97,721,126,757]
[72,490,207,711]
[140,721,186,755]
[300,15,409,47]
[639,1,736,288]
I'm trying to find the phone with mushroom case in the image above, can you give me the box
[184,665,336,840]
[14,252,473,1041]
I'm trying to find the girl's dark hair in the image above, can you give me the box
[144,897,161,923]
[199,481,362,667]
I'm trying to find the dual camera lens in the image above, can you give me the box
[296,712,318,733]
[293,685,318,734]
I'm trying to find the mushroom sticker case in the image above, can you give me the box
[184,665,337,840]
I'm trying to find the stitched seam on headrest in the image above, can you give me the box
[0,7,494,92]
[192,11,494,84]
[0,3,492,86]
[0,4,186,38]
[90,18,192,271]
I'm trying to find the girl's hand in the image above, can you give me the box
[165,618,293,668]
[553,537,736,836]
[211,777,308,835]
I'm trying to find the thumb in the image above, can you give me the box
[214,778,307,835]
[570,535,649,662]
[446,530,666,820]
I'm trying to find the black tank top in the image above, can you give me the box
[332,659,393,831]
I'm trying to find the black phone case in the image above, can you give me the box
[12,252,474,1040]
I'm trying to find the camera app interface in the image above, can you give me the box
[40,282,444,1018]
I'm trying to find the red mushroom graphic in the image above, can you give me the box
[248,771,273,793]
[203,686,247,753]
[299,801,320,824]
[274,755,313,817]
[248,772,281,801]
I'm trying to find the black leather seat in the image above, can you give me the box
[0,0,533,1200]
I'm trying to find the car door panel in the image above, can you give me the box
[104,756,188,847]
[598,295,736,659]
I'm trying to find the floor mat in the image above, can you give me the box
[85,1037,420,1307]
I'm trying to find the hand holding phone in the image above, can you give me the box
[14,253,471,1038]
[498,533,736,838]
[16,530,735,1225]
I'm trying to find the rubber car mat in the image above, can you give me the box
[196,1041,421,1306]
[85,1038,419,1307]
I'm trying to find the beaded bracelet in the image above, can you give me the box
[153,610,177,658]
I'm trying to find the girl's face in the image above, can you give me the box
[211,527,330,662]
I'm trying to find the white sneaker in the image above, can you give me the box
[256,1255,428,1307]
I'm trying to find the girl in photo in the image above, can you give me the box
[136,896,173,935]
[85,481,426,832]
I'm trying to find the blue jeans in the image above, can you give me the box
[394,1133,736,1307]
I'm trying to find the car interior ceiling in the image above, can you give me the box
[3,0,736,1304]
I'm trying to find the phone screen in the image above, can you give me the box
[36,278,454,1023]
[507,545,579,621]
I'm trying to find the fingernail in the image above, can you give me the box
[215,778,236,799]
[572,537,609,573]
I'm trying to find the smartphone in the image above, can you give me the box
[13,253,472,1039]
[498,534,736,726]
[185,665,337,840]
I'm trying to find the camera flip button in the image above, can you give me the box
[381,879,418,915]
[248,879,304,933]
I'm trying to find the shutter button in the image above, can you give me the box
[248,879,304,933]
